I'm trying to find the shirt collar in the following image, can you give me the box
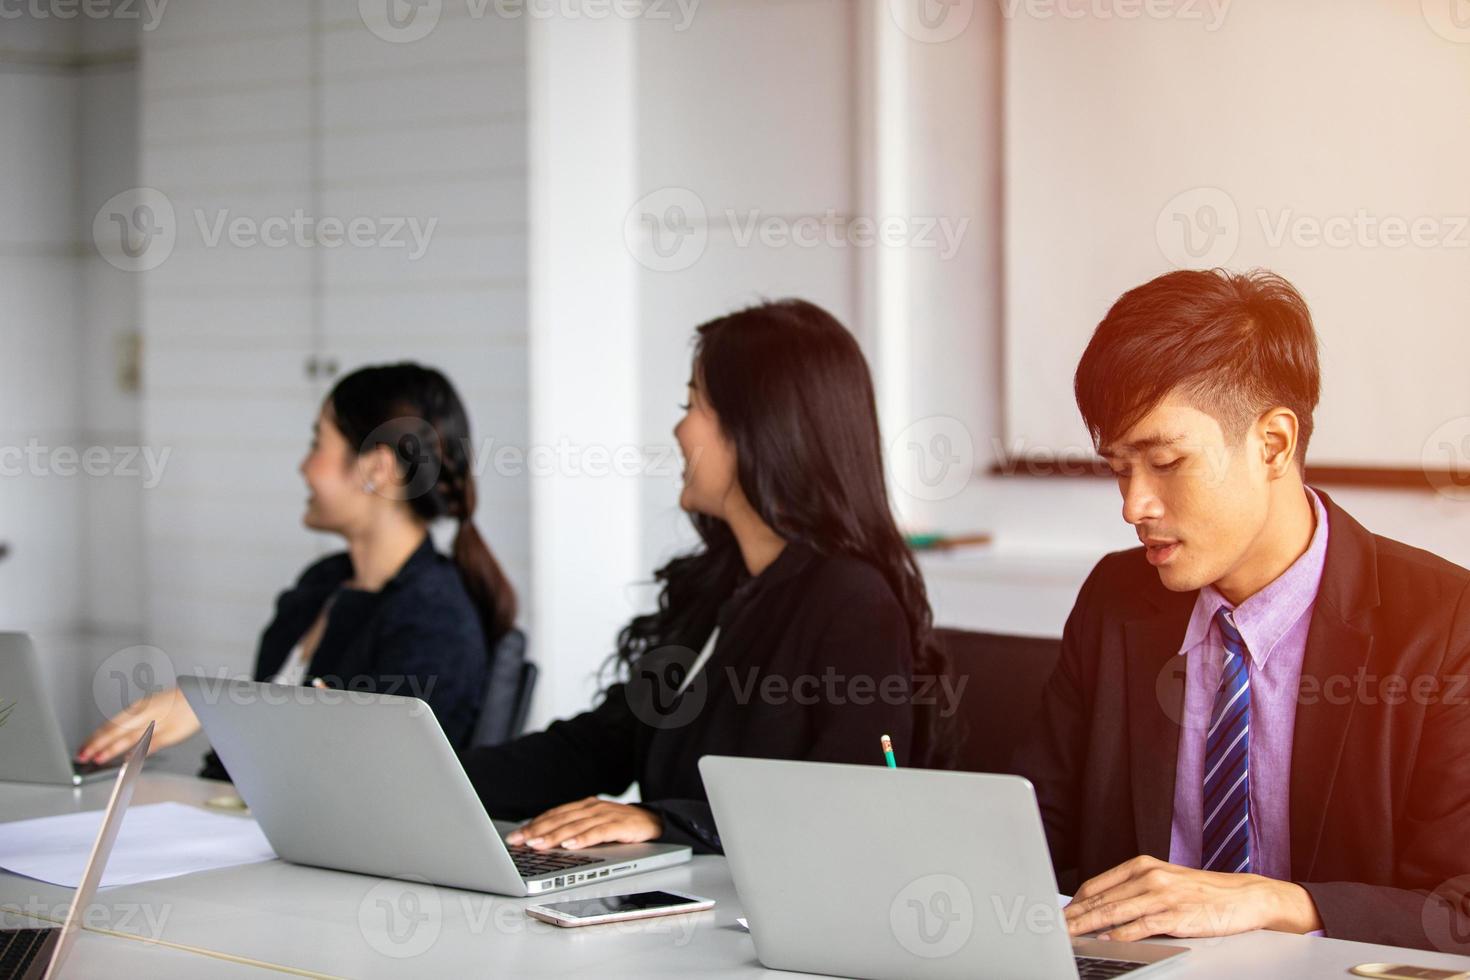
[1177,487,1330,666]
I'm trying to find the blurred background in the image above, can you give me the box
[3,0,1468,771]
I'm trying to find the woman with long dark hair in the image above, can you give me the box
[462,299,947,854]
[78,363,517,768]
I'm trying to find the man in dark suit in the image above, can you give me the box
[1018,268,1470,952]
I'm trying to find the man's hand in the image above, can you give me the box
[1064,855,1323,941]
[505,798,663,851]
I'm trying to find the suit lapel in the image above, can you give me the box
[1125,594,1196,859]
[1289,490,1379,879]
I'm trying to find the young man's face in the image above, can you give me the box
[1099,391,1274,594]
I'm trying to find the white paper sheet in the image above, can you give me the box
[0,801,277,889]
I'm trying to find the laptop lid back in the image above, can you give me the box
[699,756,1077,980]
[178,675,524,894]
[42,721,153,980]
[0,633,77,785]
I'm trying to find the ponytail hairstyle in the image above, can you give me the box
[327,363,517,646]
[612,300,954,767]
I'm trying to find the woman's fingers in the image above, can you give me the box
[77,687,194,763]
[79,713,148,763]
[80,725,138,764]
[535,815,613,850]
[506,797,600,845]
[506,800,662,850]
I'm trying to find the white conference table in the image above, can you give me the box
[3,773,1470,979]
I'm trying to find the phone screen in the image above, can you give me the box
[538,891,699,919]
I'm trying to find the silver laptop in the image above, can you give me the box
[0,633,121,786]
[178,675,691,896]
[1,722,153,980]
[700,756,1189,980]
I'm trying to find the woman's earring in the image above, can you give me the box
[363,480,376,494]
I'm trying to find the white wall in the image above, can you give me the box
[137,1,531,703]
[1003,0,1470,470]
[0,12,145,745]
[896,4,1470,637]
[0,20,84,636]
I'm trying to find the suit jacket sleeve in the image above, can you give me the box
[1301,578,1470,950]
[459,684,640,821]
[640,576,917,855]
[1014,557,1106,878]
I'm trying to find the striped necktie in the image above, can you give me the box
[1202,607,1252,874]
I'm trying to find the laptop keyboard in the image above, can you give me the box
[71,757,119,777]
[507,844,601,878]
[0,927,53,980]
[1075,956,1148,979]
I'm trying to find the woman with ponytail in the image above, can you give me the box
[79,363,517,770]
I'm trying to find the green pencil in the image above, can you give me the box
[881,733,897,768]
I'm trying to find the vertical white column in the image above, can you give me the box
[862,2,1000,533]
[525,16,642,727]
[860,0,917,527]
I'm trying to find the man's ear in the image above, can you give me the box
[1258,407,1300,478]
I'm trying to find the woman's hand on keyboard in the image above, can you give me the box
[506,797,663,850]
[77,686,200,764]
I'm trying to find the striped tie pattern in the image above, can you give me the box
[1201,607,1252,874]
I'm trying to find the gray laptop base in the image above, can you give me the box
[178,675,689,896]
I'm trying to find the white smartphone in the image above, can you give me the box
[1352,965,1470,980]
[525,889,715,928]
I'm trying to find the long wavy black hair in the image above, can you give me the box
[610,299,951,765]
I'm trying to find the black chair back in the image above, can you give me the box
[933,627,1061,775]
[470,628,537,748]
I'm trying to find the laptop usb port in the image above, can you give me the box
[554,876,565,887]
